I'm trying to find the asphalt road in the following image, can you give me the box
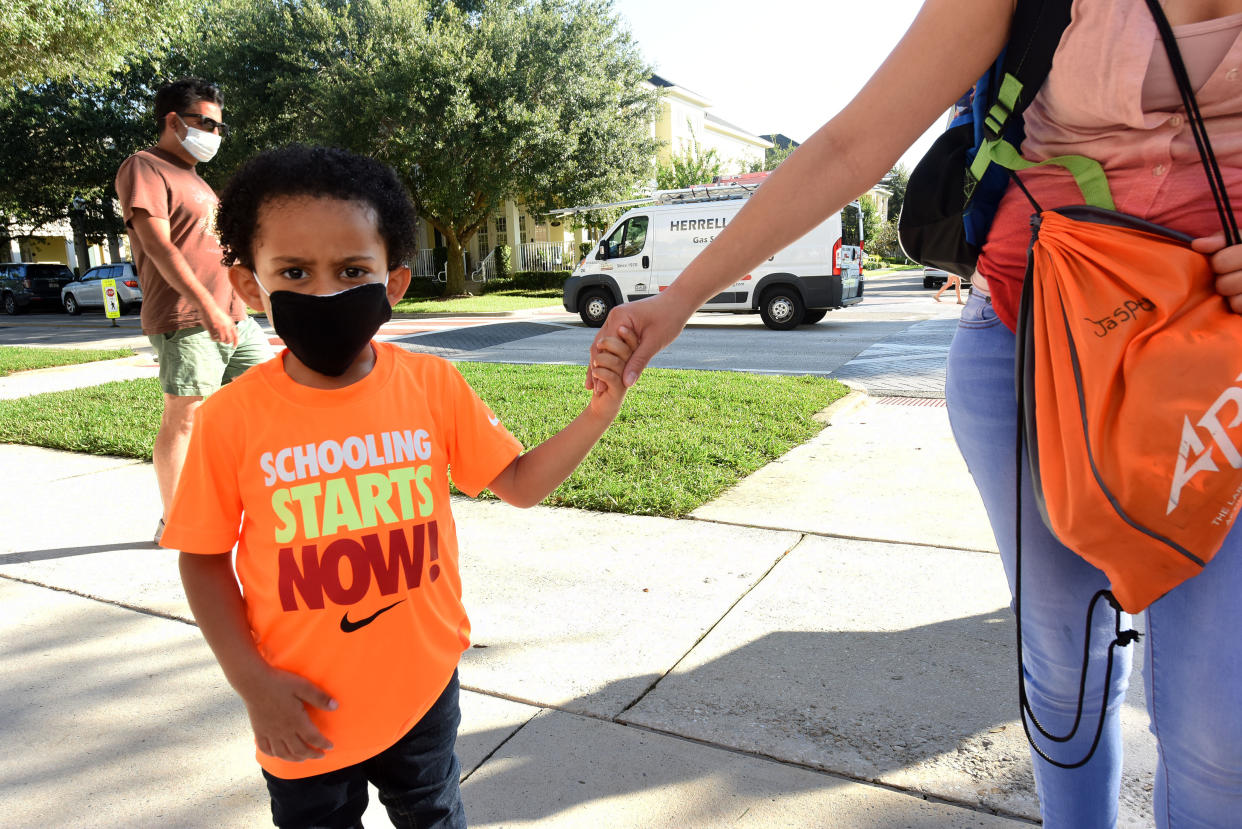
[0,269,963,398]
[394,269,964,397]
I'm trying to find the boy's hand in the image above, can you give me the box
[239,666,338,762]
[1193,233,1242,314]
[587,325,638,418]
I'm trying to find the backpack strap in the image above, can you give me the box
[984,0,1075,141]
[969,0,1116,210]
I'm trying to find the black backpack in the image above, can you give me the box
[897,0,1079,275]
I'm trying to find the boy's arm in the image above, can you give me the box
[487,328,635,508]
[179,552,337,762]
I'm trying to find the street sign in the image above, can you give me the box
[101,278,120,326]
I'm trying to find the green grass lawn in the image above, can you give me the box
[0,346,136,377]
[0,364,848,516]
[393,289,562,315]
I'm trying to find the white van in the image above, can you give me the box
[562,189,865,330]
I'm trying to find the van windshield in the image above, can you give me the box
[604,216,649,259]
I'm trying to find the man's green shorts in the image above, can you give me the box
[148,316,274,397]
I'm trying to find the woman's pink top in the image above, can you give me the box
[975,0,1242,331]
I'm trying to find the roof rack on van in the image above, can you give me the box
[544,171,776,216]
[544,197,656,218]
[654,182,761,205]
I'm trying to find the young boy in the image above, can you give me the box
[160,145,635,828]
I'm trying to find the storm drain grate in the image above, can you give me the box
[874,396,948,407]
[396,321,562,352]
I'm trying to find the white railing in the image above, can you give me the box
[472,248,498,282]
[516,241,576,272]
[412,249,437,279]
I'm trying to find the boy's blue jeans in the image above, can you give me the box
[946,291,1242,828]
[262,671,466,829]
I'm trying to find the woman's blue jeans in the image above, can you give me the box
[945,290,1242,828]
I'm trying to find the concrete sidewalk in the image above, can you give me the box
[0,378,1159,826]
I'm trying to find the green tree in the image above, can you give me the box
[655,127,723,189]
[744,140,796,173]
[192,0,660,294]
[868,219,906,261]
[1,0,191,92]
[882,163,909,221]
[0,59,158,265]
[859,195,880,244]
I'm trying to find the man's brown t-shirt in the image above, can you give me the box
[115,147,244,336]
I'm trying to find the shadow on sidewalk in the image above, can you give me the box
[458,609,1050,824]
[0,541,154,566]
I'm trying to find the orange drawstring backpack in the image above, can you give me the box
[1017,205,1242,613]
[985,0,1242,768]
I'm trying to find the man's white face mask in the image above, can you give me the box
[177,115,222,163]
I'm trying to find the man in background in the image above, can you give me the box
[115,78,272,543]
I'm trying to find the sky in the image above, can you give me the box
[610,0,942,175]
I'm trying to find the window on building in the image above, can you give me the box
[477,222,490,256]
[518,215,527,245]
[495,216,507,246]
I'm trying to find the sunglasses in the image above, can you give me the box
[177,112,231,137]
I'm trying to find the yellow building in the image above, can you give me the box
[5,219,125,273]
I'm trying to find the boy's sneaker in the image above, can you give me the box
[154,518,165,545]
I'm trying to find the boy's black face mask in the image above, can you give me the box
[259,279,392,377]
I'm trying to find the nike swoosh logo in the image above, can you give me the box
[488,415,500,426]
[340,599,404,633]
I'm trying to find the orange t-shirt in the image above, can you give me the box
[161,342,522,778]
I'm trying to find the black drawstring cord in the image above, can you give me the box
[1013,381,1142,769]
[1144,0,1241,245]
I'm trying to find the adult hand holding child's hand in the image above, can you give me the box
[586,291,696,391]
[587,325,638,418]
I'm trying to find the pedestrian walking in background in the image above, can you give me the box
[589,1,1242,825]
[934,271,965,304]
[114,78,273,543]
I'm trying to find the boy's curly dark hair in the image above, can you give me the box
[216,145,418,270]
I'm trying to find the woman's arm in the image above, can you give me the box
[593,0,1017,386]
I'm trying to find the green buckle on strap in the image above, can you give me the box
[968,138,1115,211]
[985,74,1026,138]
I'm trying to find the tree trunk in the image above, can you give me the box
[104,200,123,262]
[70,212,90,276]
[444,233,467,295]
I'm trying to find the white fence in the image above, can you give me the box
[412,249,437,279]
[408,240,580,285]
[516,241,578,272]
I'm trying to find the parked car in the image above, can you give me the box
[0,262,76,315]
[922,267,972,289]
[62,262,143,315]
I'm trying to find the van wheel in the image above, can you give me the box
[64,293,81,315]
[802,308,828,325]
[3,293,19,315]
[578,289,614,328]
[759,287,804,331]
